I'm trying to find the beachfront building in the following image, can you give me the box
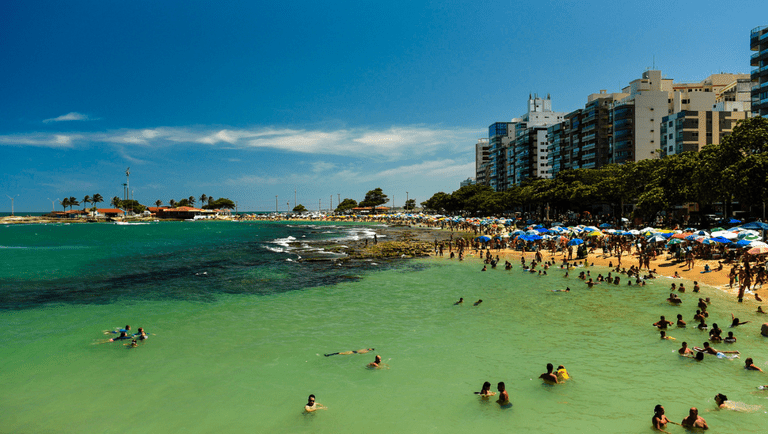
[751,25,768,118]
[486,122,514,190]
[474,138,490,186]
[660,110,749,156]
[508,94,565,185]
[610,70,750,163]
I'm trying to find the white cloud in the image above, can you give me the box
[0,125,482,160]
[43,112,92,123]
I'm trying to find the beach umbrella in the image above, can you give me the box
[666,239,684,245]
[568,239,584,246]
[684,235,698,241]
[599,223,612,228]
[670,233,688,239]
[711,227,725,232]
[648,235,667,243]
[748,246,768,255]
[729,218,742,224]
[742,221,768,231]
[476,235,491,242]
[550,222,564,227]
[733,239,752,247]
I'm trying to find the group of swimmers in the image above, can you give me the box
[100,325,148,347]
[473,364,570,409]
[309,348,388,412]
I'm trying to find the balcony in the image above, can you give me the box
[582,142,596,151]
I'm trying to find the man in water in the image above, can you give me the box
[304,394,327,413]
[454,298,463,305]
[496,382,510,406]
[539,363,558,384]
[324,348,374,357]
[367,355,382,368]
[653,316,673,329]
[473,299,483,306]
[678,342,693,356]
[680,407,708,430]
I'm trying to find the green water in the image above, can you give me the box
[1,222,767,433]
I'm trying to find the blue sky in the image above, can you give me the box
[1,0,763,212]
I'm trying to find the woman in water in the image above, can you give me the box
[475,381,496,398]
[745,358,763,371]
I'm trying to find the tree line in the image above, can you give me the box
[421,117,768,221]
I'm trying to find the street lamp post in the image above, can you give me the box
[406,191,409,211]
[6,194,18,216]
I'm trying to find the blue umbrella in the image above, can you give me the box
[734,239,751,247]
[742,221,768,230]
[535,228,549,233]
[599,223,612,228]
[520,234,542,242]
[729,218,742,224]
[476,235,491,242]
[568,239,584,246]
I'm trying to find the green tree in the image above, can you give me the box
[91,194,103,211]
[359,188,389,211]
[199,194,207,206]
[169,199,177,208]
[68,196,80,211]
[202,198,236,209]
[111,196,122,208]
[188,196,196,207]
[121,200,146,213]
[292,204,308,213]
[82,195,91,211]
[59,197,70,211]
[335,198,358,213]
[404,199,416,211]
[177,198,190,207]
[155,199,163,207]
[421,192,453,214]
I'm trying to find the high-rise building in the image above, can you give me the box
[751,26,768,118]
[474,138,490,186]
[508,94,565,185]
[660,110,748,156]
[487,122,513,191]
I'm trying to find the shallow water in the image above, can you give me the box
[2,222,767,433]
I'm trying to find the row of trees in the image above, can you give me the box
[421,117,768,220]
[59,194,104,211]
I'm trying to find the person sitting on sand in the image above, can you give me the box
[745,357,763,371]
[539,363,558,384]
[680,407,708,430]
[304,394,327,413]
[324,348,374,357]
[703,264,711,273]
[679,341,693,356]
[654,316,673,329]
[475,381,496,398]
[473,299,483,306]
[730,314,750,327]
[454,298,463,305]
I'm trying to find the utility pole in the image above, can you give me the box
[294,188,297,209]
[406,191,409,211]
[275,195,278,213]
[125,167,130,201]
[6,194,18,216]
[318,199,321,213]
[330,195,332,214]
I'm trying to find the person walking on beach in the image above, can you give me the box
[680,407,707,430]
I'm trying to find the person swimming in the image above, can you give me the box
[475,381,496,398]
[324,348,374,357]
[304,394,327,413]
[556,365,569,382]
[104,325,131,335]
[473,299,483,306]
[454,298,464,305]
[539,363,558,384]
[367,354,383,368]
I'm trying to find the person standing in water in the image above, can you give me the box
[680,407,707,430]
[539,363,558,384]
[475,381,496,398]
[304,394,327,413]
[496,382,510,406]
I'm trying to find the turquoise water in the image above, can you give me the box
[2,221,767,433]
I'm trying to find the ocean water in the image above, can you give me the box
[2,221,767,433]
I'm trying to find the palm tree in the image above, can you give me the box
[188,196,196,207]
[155,199,163,207]
[59,198,70,211]
[199,194,207,206]
[111,196,121,209]
[91,193,103,210]
[68,196,80,211]
[169,199,176,208]
[82,195,91,211]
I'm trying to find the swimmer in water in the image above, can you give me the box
[128,339,138,348]
[367,354,383,369]
[496,382,510,406]
[475,381,496,397]
[539,363,558,384]
[556,365,569,382]
[660,330,675,340]
[714,393,732,409]
[324,348,374,357]
[745,358,763,371]
[104,325,131,335]
[108,331,132,342]
[758,306,766,314]
[304,394,327,413]
[724,331,736,343]
[676,314,686,327]
[678,341,693,356]
[652,404,678,432]
[730,314,750,327]
[454,298,464,305]
[653,316,673,329]
[680,407,707,430]
[134,327,148,341]
[473,299,483,306]
[551,287,570,292]
[699,342,739,355]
